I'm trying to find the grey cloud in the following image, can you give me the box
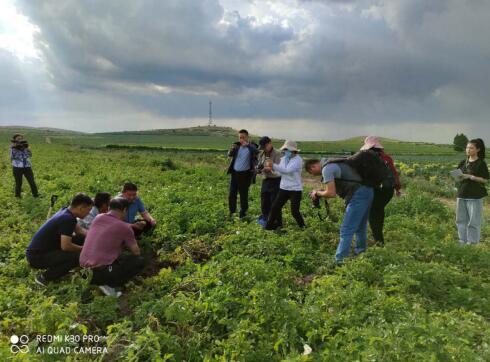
[3,0,489,141]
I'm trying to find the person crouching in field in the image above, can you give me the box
[118,182,156,238]
[10,133,39,198]
[78,192,111,231]
[264,140,305,230]
[227,129,259,219]
[26,193,94,286]
[360,136,401,246]
[456,138,489,245]
[80,197,145,297]
[305,158,374,263]
[256,136,281,227]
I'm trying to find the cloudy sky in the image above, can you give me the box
[1,0,489,142]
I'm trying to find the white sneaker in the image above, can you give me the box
[99,285,121,297]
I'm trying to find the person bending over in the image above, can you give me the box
[80,197,145,297]
[306,159,373,263]
[118,182,156,237]
[26,193,94,286]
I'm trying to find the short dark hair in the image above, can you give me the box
[94,192,111,209]
[109,197,130,211]
[304,159,320,172]
[469,138,486,159]
[12,133,23,141]
[70,193,94,207]
[122,182,138,192]
[238,129,249,135]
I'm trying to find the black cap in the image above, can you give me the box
[259,136,272,149]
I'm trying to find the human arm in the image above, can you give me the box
[228,143,238,157]
[310,163,339,200]
[75,223,88,237]
[384,153,402,195]
[310,181,337,200]
[137,198,156,226]
[141,211,156,226]
[60,235,82,252]
[124,228,141,255]
[271,156,301,175]
[127,242,141,256]
[462,174,488,184]
[461,160,489,184]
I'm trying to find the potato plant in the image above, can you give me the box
[0,143,488,361]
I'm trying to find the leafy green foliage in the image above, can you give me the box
[0,141,488,360]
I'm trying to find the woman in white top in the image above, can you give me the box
[263,140,305,230]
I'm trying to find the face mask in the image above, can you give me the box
[284,149,292,163]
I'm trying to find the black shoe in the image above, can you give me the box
[35,274,47,287]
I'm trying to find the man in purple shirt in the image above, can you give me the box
[80,197,145,297]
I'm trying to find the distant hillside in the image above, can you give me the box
[0,125,459,155]
[96,126,254,138]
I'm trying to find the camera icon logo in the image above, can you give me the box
[10,335,30,354]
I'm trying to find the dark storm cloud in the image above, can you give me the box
[3,0,490,141]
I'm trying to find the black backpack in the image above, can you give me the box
[327,150,390,188]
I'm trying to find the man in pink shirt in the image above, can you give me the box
[80,197,145,297]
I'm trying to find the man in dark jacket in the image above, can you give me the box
[227,129,259,219]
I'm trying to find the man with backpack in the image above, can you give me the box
[305,149,387,263]
[360,136,401,246]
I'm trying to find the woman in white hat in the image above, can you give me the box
[360,136,401,246]
[263,140,305,230]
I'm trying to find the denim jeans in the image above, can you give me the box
[336,185,374,262]
[456,198,484,244]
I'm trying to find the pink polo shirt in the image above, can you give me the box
[80,211,137,268]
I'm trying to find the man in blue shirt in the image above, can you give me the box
[118,182,156,237]
[26,193,94,286]
[227,129,259,219]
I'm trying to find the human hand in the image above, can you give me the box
[396,190,402,197]
[310,190,318,200]
[134,221,146,230]
[150,219,157,227]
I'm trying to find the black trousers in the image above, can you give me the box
[265,189,305,230]
[26,249,80,282]
[369,187,394,243]
[261,178,281,219]
[229,171,252,218]
[90,255,145,288]
[13,167,38,197]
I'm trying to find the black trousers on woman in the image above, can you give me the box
[265,189,305,230]
[369,187,394,244]
[13,167,38,197]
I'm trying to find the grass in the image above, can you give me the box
[1,126,462,156]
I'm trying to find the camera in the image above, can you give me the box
[312,197,321,209]
[13,140,29,150]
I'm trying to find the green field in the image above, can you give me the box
[0,126,460,156]
[0,134,489,360]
